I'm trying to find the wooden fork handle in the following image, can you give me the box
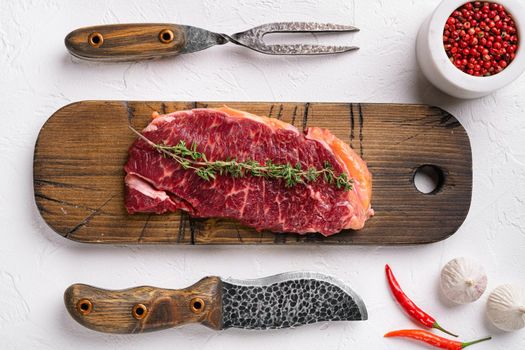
[64,277,223,333]
[65,24,186,61]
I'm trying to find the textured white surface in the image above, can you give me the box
[1,0,524,348]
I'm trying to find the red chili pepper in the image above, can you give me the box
[385,264,457,337]
[384,329,491,350]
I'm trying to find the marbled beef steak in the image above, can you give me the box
[124,107,373,236]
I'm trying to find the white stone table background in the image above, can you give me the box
[1,0,524,349]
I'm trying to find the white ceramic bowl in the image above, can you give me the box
[416,0,525,99]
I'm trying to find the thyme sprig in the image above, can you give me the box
[129,126,353,191]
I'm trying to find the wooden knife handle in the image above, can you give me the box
[65,24,187,61]
[64,277,223,333]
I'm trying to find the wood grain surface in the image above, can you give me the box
[65,24,187,61]
[34,101,472,245]
[64,277,223,333]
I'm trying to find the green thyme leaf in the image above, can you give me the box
[129,126,353,192]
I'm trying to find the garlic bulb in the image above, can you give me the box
[440,257,487,304]
[487,284,525,332]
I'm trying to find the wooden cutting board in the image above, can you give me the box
[34,101,472,245]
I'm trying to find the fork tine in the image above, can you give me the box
[258,44,359,55]
[255,22,359,34]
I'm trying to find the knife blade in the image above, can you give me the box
[64,272,367,333]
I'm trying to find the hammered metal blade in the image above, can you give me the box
[221,272,367,329]
[228,22,359,55]
[179,25,228,54]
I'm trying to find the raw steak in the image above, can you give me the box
[124,107,373,236]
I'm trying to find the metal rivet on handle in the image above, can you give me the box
[132,304,148,319]
[76,299,93,315]
[88,32,104,47]
[190,297,205,313]
[159,29,174,44]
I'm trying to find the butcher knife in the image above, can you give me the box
[64,272,367,333]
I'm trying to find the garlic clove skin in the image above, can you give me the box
[440,257,487,304]
[487,284,525,332]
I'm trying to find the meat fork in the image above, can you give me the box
[65,22,359,61]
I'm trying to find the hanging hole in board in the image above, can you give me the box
[159,29,174,44]
[88,32,104,47]
[413,165,444,194]
[132,304,148,319]
[76,299,93,315]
